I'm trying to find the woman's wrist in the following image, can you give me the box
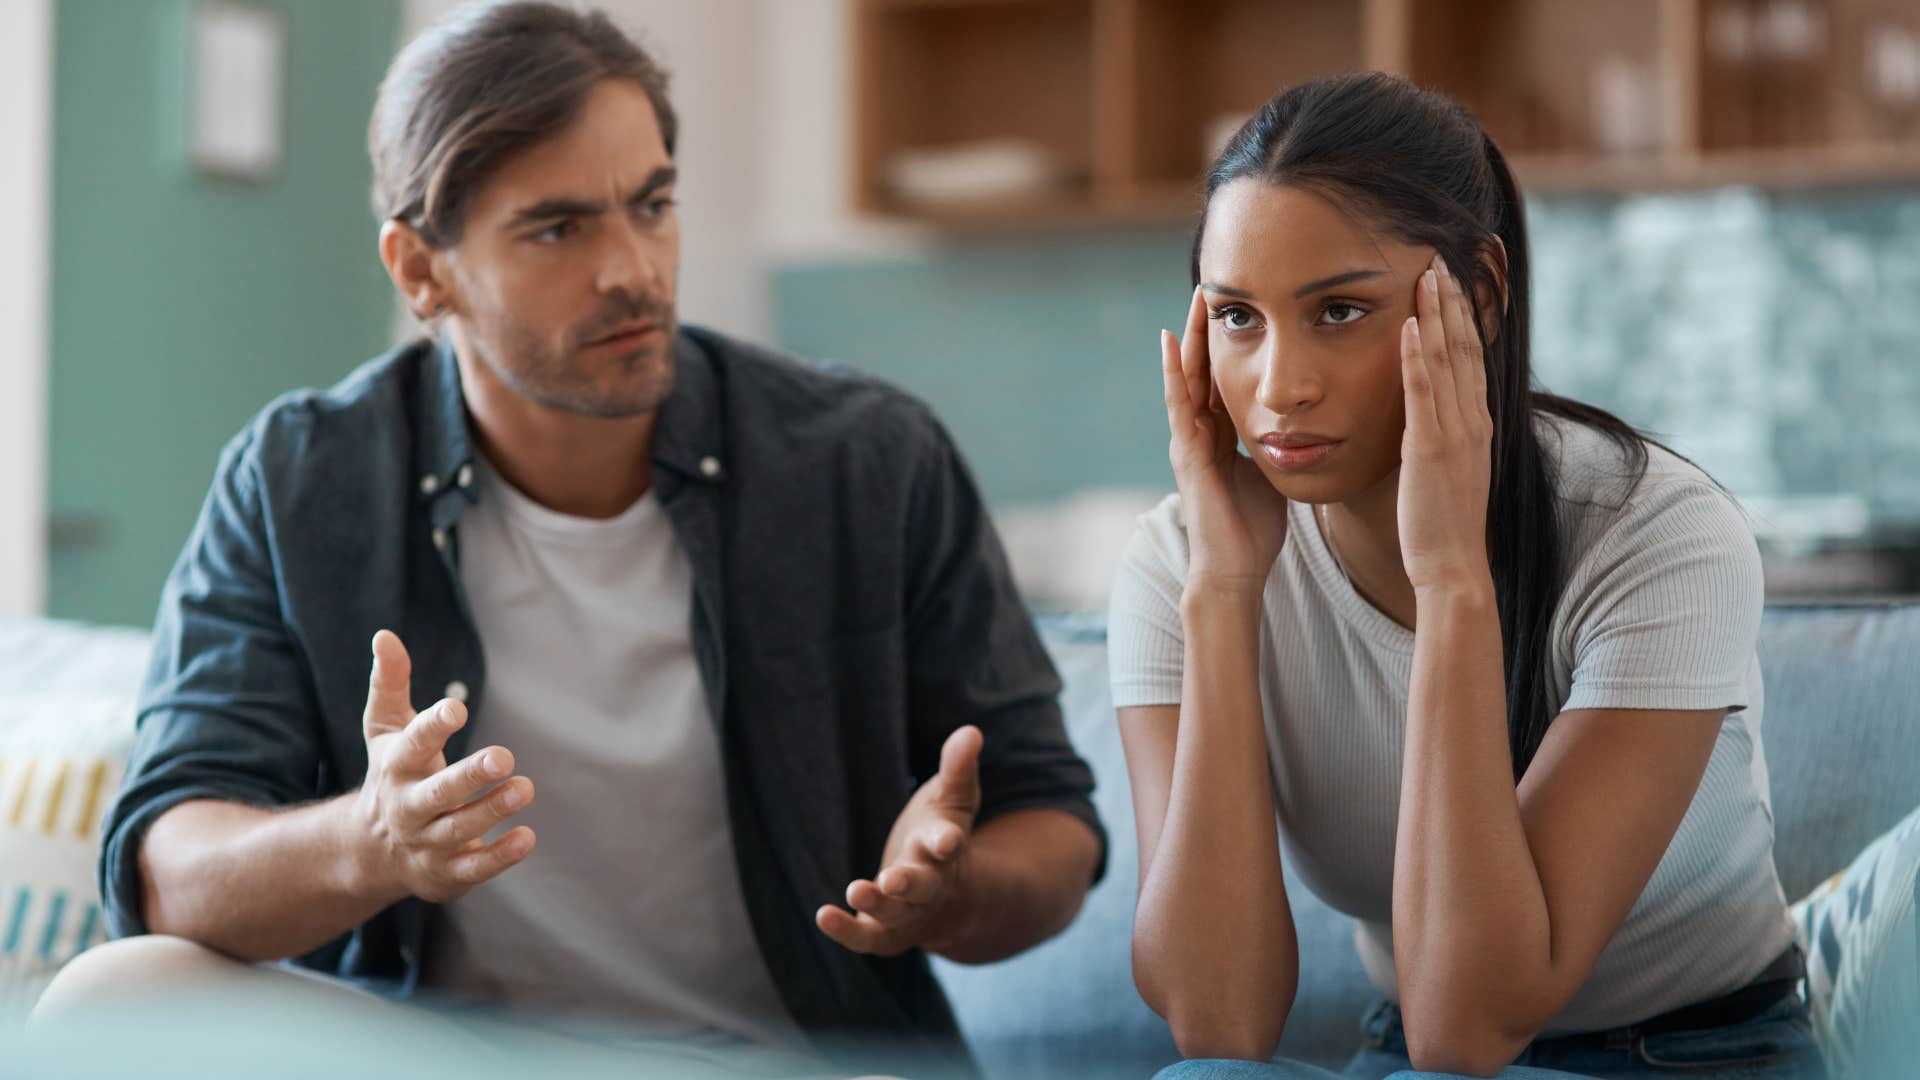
[1180,577,1266,624]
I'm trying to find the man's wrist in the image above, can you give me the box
[330,790,402,906]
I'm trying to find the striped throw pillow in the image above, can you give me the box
[0,692,136,1018]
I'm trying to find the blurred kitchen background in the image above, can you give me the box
[3,0,1918,628]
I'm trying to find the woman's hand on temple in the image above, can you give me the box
[1396,255,1494,595]
[1162,285,1289,596]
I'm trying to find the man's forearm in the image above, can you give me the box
[138,796,400,962]
[928,808,1100,965]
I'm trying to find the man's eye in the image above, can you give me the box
[533,220,575,243]
[635,197,677,220]
[1321,302,1367,326]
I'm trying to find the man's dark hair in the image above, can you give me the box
[369,1,677,248]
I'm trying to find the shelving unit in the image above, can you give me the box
[851,0,1920,228]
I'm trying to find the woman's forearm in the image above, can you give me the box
[1134,584,1298,1060]
[1393,576,1552,1062]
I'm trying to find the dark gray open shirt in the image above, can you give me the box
[101,326,1104,1064]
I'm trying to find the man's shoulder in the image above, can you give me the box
[689,326,950,459]
[223,339,429,477]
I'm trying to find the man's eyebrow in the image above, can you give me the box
[508,196,605,226]
[506,166,680,227]
[627,166,677,203]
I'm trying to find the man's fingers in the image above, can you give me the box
[846,879,917,926]
[934,725,983,815]
[877,862,942,905]
[917,818,967,860]
[426,776,533,848]
[363,630,417,738]
[444,825,535,886]
[394,699,465,773]
[814,905,899,957]
[409,745,513,821]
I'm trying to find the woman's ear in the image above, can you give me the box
[379,219,453,322]
[1474,235,1510,344]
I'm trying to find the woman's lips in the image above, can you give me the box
[1256,433,1343,470]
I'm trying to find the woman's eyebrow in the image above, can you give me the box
[1290,269,1386,298]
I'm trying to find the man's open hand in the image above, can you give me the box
[816,725,984,958]
[348,629,536,904]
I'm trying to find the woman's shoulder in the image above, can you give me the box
[1118,492,1191,578]
[1538,412,1746,527]
[1538,413,1761,601]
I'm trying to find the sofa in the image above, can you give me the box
[2,603,1916,1078]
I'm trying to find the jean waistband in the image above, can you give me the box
[1363,945,1806,1053]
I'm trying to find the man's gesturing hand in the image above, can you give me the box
[816,725,984,958]
[348,630,535,904]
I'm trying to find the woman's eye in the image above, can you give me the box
[1320,302,1366,326]
[1210,305,1259,332]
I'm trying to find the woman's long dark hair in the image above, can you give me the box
[1194,72,1648,780]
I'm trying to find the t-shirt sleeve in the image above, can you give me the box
[1560,480,1765,715]
[1107,495,1189,709]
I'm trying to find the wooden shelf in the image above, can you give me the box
[852,0,1920,229]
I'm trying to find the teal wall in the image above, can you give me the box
[48,0,401,625]
[772,189,1920,528]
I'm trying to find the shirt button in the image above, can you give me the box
[457,463,474,489]
[445,681,469,703]
[432,528,449,553]
[419,474,440,495]
[699,456,723,479]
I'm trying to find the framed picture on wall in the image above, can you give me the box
[186,0,285,184]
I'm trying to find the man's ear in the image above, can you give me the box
[1474,235,1510,344]
[379,219,452,321]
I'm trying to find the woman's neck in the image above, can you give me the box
[1320,469,1419,629]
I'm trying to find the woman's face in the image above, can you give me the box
[1196,179,1439,505]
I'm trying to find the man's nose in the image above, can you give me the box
[596,221,666,297]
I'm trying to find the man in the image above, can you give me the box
[41,3,1103,1074]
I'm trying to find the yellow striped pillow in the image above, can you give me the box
[0,692,136,1017]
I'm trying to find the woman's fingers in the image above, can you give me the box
[1401,315,1436,441]
[1179,285,1211,418]
[1161,328,1193,427]
[1415,262,1461,429]
[1445,261,1492,428]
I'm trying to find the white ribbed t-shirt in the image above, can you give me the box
[1107,416,1796,1035]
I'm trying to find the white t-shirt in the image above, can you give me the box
[1107,415,1796,1035]
[424,455,804,1060]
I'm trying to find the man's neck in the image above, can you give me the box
[452,343,657,520]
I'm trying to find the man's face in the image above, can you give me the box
[441,78,680,419]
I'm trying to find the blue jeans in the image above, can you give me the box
[1156,997,1826,1080]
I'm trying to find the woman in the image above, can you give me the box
[1109,73,1821,1080]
